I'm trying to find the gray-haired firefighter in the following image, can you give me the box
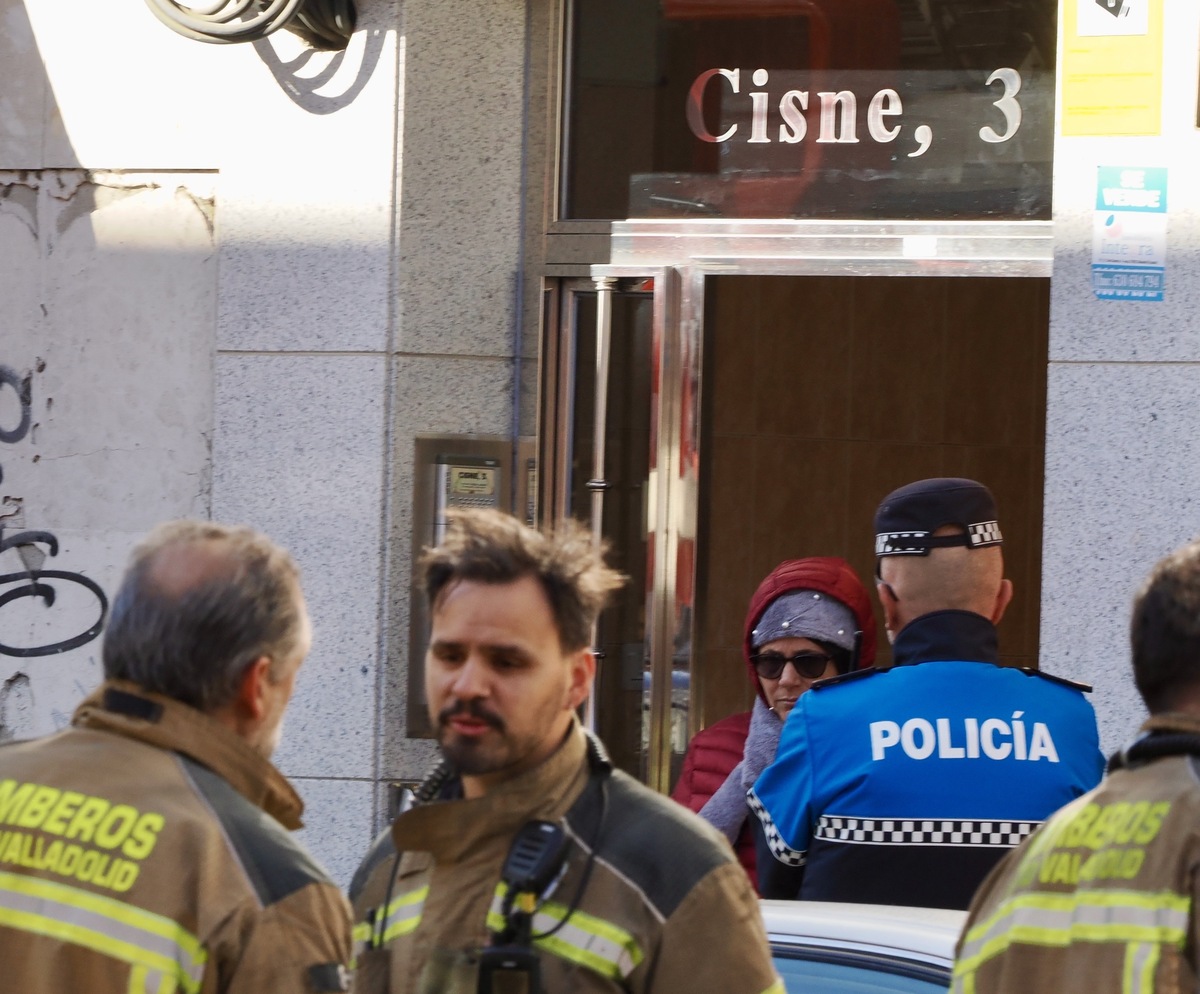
[0,521,351,993]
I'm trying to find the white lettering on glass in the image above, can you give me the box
[816,91,860,143]
[686,68,740,143]
[778,90,809,143]
[867,88,902,143]
[684,67,1025,154]
[749,68,771,143]
[908,124,933,157]
[980,67,1022,143]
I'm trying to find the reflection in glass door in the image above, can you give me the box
[543,269,1050,793]
[543,278,656,780]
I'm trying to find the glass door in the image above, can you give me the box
[540,269,694,790]
[541,266,1050,793]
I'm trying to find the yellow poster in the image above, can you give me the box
[1061,0,1163,136]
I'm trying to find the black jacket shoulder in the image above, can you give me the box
[349,825,398,904]
[566,769,732,920]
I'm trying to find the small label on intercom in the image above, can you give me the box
[450,467,497,496]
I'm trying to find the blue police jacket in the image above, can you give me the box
[749,610,1105,909]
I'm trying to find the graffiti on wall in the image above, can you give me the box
[0,363,108,657]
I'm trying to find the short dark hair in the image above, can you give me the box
[420,509,625,652]
[103,520,305,712]
[1130,539,1200,713]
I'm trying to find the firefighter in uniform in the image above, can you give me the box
[750,478,1105,908]
[953,536,1200,994]
[0,520,352,993]
[350,509,782,994]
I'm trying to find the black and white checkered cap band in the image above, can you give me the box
[875,531,931,556]
[875,521,1003,556]
[968,521,1003,547]
[747,790,806,867]
[816,815,1038,848]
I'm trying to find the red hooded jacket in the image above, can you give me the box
[671,557,877,888]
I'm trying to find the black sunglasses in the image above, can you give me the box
[750,650,834,681]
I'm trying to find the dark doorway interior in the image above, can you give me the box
[690,274,1050,735]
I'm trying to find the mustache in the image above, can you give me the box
[438,699,504,731]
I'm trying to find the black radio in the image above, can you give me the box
[478,820,568,994]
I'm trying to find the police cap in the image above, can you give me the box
[874,477,1003,559]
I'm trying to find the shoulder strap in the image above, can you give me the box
[810,666,880,691]
[1018,667,1093,693]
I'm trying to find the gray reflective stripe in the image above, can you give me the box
[955,888,1189,994]
[528,904,641,978]
[488,886,643,980]
[960,893,1189,964]
[379,886,426,944]
[1125,941,1160,994]
[129,963,176,994]
[0,870,205,993]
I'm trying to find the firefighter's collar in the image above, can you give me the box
[392,721,591,865]
[74,680,306,831]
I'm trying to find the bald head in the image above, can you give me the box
[878,526,1012,636]
[103,520,306,713]
[143,535,244,599]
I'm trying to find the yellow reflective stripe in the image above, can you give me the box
[1123,941,1160,994]
[0,869,206,963]
[128,963,176,994]
[538,899,643,968]
[950,965,975,994]
[128,964,149,994]
[0,871,205,993]
[1121,942,1136,994]
[350,920,372,970]
[379,885,426,944]
[1139,943,1160,994]
[351,884,427,964]
[957,888,1188,979]
[486,881,513,935]
[487,884,644,981]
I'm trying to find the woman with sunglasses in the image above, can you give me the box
[672,557,877,890]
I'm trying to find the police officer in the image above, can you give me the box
[954,537,1200,993]
[349,509,782,994]
[750,477,1105,908]
[0,520,352,993]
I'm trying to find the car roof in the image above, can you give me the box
[761,900,966,967]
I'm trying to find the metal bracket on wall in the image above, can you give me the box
[143,0,357,50]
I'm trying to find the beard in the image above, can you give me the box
[255,714,286,761]
[435,699,509,775]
